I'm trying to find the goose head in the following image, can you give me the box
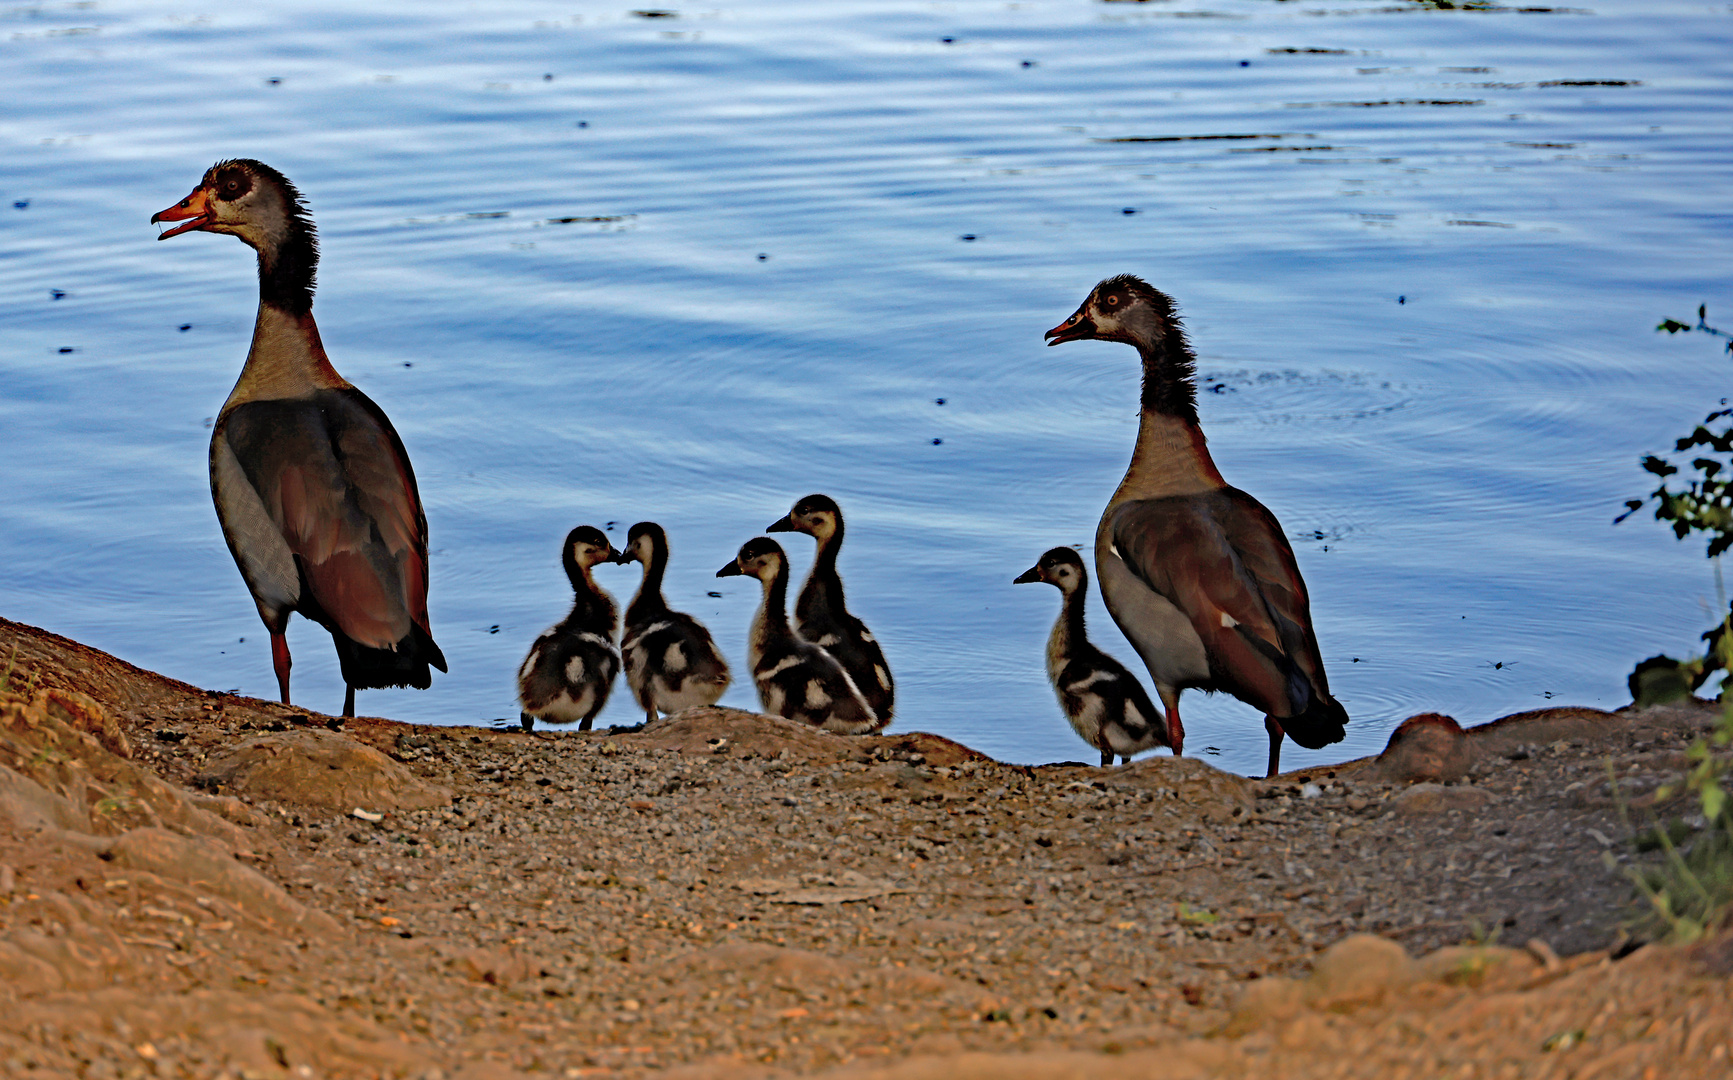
[151,159,313,256]
[717,536,787,584]
[766,494,840,542]
[562,525,617,582]
[613,521,667,567]
[1044,274,1179,351]
[1014,546,1087,594]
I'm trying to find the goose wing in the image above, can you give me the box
[1105,488,1330,721]
[216,388,432,652]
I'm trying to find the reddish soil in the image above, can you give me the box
[1,615,1729,1079]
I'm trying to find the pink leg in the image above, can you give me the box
[1264,716,1284,779]
[270,631,292,705]
[1157,686,1186,757]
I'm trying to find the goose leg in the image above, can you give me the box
[1264,716,1284,779]
[520,712,535,732]
[645,708,657,726]
[1156,685,1186,756]
[343,685,356,718]
[1100,748,1113,768]
[269,631,292,705]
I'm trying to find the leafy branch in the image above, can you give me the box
[1616,308,1733,557]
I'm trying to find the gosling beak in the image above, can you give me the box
[1013,565,1042,585]
[765,515,795,533]
[1043,306,1095,346]
[716,560,743,578]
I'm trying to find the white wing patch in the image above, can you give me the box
[875,665,891,691]
[564,656,586,683]
[804,682,832,710]
[663,641,688,673]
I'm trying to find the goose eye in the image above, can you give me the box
[1104,294,1119,307]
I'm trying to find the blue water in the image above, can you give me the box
[3,0,1731,775]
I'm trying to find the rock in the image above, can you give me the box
[625,707,855,763]
[1414,944,1534,987]
[0,762,90,833]
[194,729,452,811]
[103,827,339,935]
[1467,707,1624,757]
[1107,756,1256,823]
[451,946,533,987]
[1306,934,1416,1007]
[0,939,67,997]
[1226,974,1308,1032]
[1393,783,1493,816]
[1374,713,1475,782]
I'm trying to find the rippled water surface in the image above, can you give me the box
[4,0,1731,774]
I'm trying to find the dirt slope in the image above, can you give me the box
[1,615,1728,1079]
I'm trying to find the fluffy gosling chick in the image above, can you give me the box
[614,521,731,724]
[717,536,880,734]
[766,494,894,721]
[1016,546,1170,766]
[517,526,620,731]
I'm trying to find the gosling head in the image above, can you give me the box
[766,494,840,542]
[1014,546,1088,594]
[716,536,787,583]
[561,525,617,580]
[1043,274,1180,351]
[613,521,667,567]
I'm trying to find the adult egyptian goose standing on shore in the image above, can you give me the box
[766,495,894,722]
[1044,275,1346,777]
[518,526,621,731]
[717,537,880,735]
[614,521,731,724]
[152,159,446,716]
[1015,546,1170,766]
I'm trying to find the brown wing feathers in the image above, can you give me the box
[1109,493,1344,746]
[223,391,444,683]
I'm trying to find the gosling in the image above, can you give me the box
[614,521,731,724]
[1016,546,1170,765]
[717,537,881,734]
[766,494,894,721]
[517,526,621,731]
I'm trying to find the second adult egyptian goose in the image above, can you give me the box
[151,159,446,717]
[1044,275,1347,777]
[716,537,880,735]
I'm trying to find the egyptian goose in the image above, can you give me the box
[1044,275,1347,777]
[716,537,880,734]
[765,494,894,721]
[614,521,731,724]
[517,526,620,731]
[1015,546,1170,766]
[151,160,446,717]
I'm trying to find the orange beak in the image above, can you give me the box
[151,185,212,240]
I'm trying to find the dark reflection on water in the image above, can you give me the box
[2,0,1730,775]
